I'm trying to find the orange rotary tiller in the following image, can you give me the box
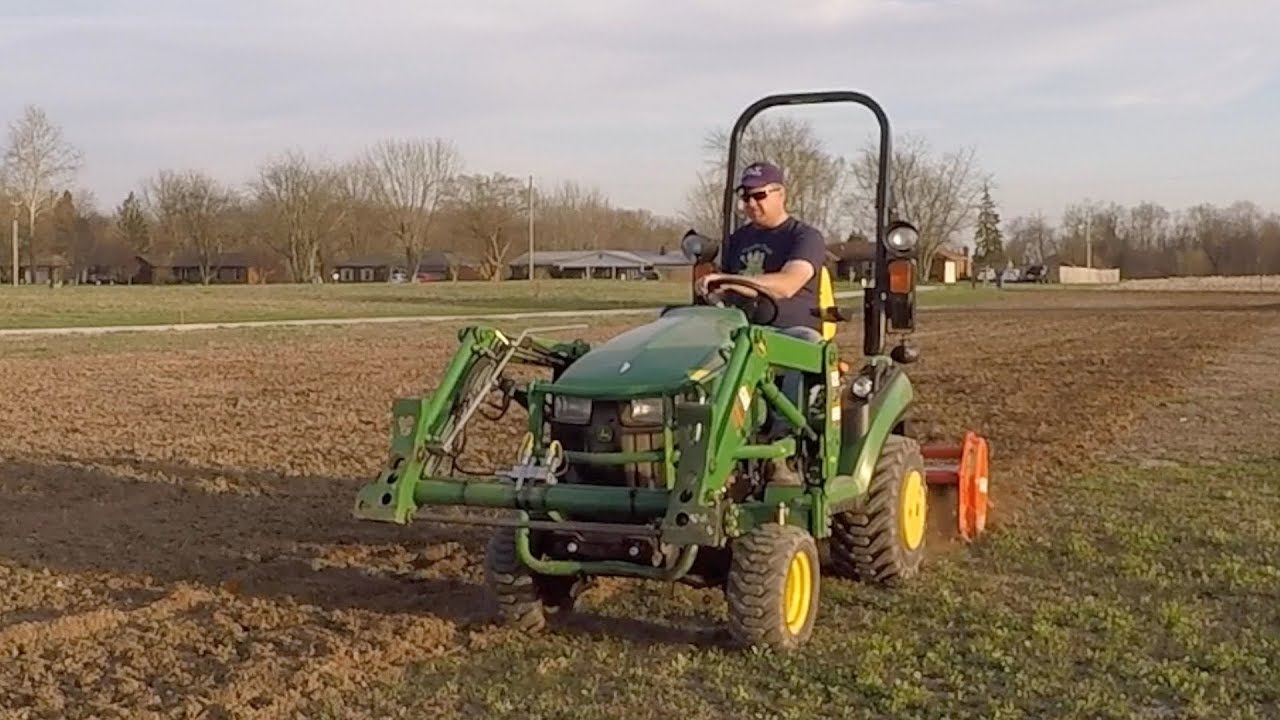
[922,431,991,541]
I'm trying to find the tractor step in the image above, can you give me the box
[921,431,990,542]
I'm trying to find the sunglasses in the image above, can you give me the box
[739,187,776,203]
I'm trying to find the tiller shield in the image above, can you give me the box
[922,431,991,542]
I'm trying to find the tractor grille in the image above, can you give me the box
[619,429,664,488]
[549,401,666,489]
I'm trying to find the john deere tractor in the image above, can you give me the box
[352,91,990,651]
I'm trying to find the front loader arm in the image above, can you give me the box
[353,323,589,524]
[660,325,828,546]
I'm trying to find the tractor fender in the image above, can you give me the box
[828,366,914,510]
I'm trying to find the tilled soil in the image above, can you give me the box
[1108,313,1280,465]
[2,292,1278,719]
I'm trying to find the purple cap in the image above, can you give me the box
[736,161,784,190]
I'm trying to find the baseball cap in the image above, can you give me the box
[736,161,784,190]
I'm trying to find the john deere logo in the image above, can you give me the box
[397,415,415,437]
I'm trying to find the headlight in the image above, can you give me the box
[623,398,663,426]
[552,396,592,424]
[850,375,874,399]
[885,222,919,253]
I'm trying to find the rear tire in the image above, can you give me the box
[725,523,820,652]
[830,434,927,584]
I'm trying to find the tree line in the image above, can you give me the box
[980,198,1280,278]
[0,106,686,284]
[3,103,1277,285]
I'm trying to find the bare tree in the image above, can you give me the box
[536,180,603,249]
[687,115,849,239]
[849,133,988,281]
[679,169,724,239]
[1222,201,1266,275]
[1,105,84,282]
[1260,216,1280,275]
[328,160,382,261]
[145,169,238,284]
[1183,203,1231,274]
[252,149,349,283]
[448,172,525,281]
[1004,213,1057,266]
[357,138,462,275]
[1122,202,1171,252]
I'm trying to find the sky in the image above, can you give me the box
[1,0,1278,228]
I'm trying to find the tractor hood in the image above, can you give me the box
[549,305,746,397]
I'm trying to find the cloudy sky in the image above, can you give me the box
[2,0,1278,227]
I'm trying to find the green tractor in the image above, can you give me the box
[352,91,991,651]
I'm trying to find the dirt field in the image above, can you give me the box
[2,289,1279,719]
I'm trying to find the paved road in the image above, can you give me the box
[0,288,934,338]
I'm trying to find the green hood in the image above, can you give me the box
[549,305,746,397]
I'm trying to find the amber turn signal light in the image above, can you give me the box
[888,259,914,294]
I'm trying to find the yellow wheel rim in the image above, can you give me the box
[899,469,927,550]
[782,549,812,634]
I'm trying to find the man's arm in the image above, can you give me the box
[735,259,814,299]
[695,257,817,299]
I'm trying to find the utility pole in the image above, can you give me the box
[1085,212,1093,269]
[527,174,534,282]
[1080,198,1094,270]
[10,200,18,287]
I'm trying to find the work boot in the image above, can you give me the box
[765,458,803,487]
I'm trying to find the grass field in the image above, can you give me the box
[2,288,1278,719]
[0,279,1051,330]
[0,280,689,329]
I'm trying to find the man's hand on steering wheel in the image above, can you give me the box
[693,272,720,297]
[695,273,781,325]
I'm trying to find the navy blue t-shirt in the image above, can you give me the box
[721,216,827,330]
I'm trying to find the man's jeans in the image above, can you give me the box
[769,325,824,438]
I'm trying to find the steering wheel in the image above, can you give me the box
[700,275,780,326]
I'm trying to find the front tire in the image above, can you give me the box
[725,523,820,652]
[484,525,584,632]
[830,434,928,584]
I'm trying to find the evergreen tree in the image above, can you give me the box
[973,182,1004,269]
[52,190,77,252]
[116,191,150,255]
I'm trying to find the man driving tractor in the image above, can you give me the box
[695,161,830,486]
